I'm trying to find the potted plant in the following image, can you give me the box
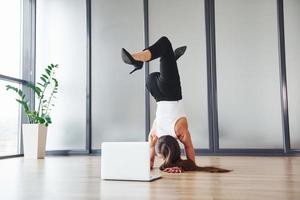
[6,64,59,159]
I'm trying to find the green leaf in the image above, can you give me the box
[42,74,48,80]
[37,82,45,87]
[6,85,18,93]
[8,87,29,113]
[16,99,30,112]
[37,117,45,124]
[17,89,23,97]
[41,77,47,83]
[35,87,42,93]
[26,82,41,97]
[45,116,52,124]
[45,69,51,76]
[52,78,58,87]
[51,64,58,68]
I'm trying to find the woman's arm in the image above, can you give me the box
[178,130,195,162]
[183,131,195,162]
[149,133,157,169]
[175,118,196,162]
[148,120,158,169]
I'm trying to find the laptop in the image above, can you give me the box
[101,142,161,182]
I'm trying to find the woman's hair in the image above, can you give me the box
[155,135,232,173]
[155,135,181,165]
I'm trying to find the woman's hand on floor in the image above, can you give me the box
[163,167,182,173]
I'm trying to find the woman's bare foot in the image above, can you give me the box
[132,50,152,62]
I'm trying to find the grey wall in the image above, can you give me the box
[284,0,300,149]
[33,0,299,152]
[91,0,145,149]
[36,0,87,150]
[215,0,282,148]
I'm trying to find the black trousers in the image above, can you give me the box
[145,36,182,102]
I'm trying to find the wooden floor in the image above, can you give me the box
[0,156,299,200]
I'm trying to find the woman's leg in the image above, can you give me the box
[135,36,180,81]
[131,36,174,61]
[132,45,187,62]
[143,36,175,61]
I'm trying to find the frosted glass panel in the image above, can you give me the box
[284,0,300,149]
[36,0,86,150]
[91,0,145,149]
[0,0,21,78]
[0,81,20,156]
[215,0,282,148]
[149,0,209,148]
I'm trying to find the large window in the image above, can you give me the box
[0,0,22,78]
[0,81,21,156]
[0,0,23,157]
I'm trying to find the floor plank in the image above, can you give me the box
[0,156,299,200]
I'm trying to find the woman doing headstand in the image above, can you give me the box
[121,36,230,173]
